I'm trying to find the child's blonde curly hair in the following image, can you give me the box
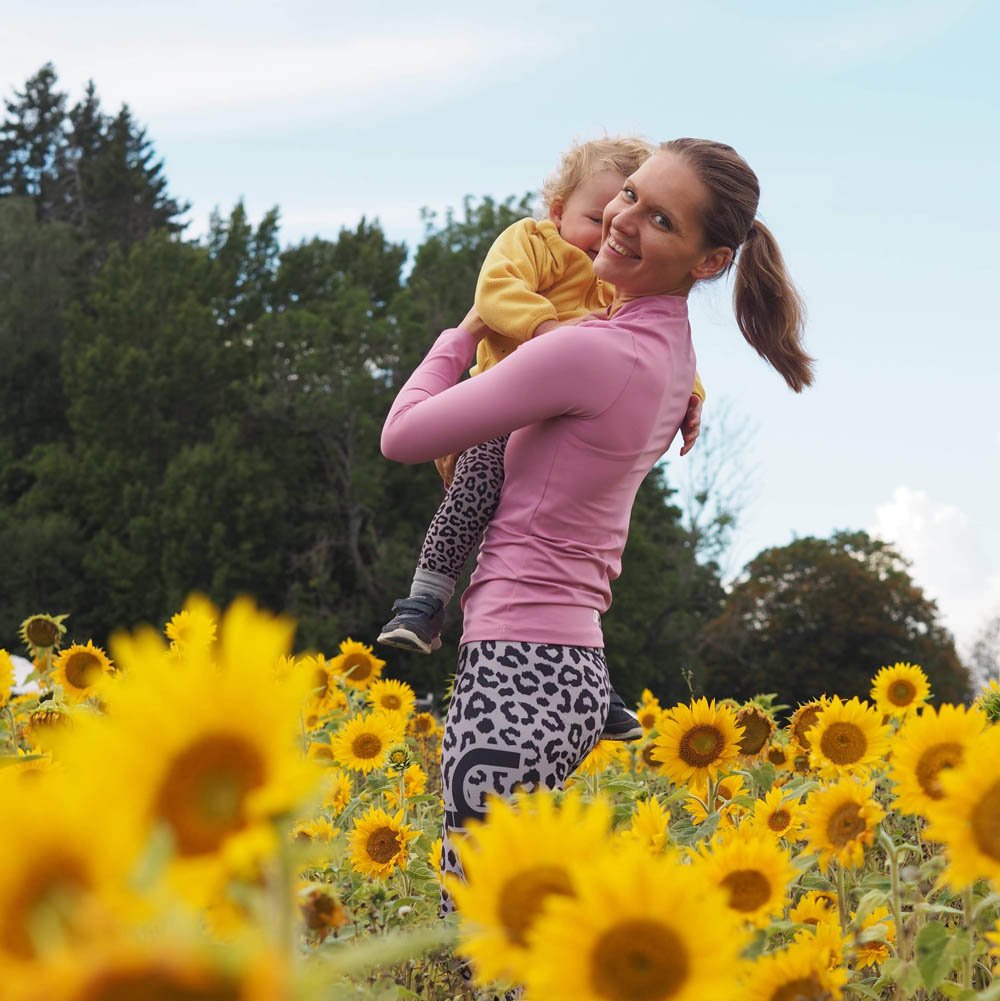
[541,135,655,210]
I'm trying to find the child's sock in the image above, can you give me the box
[409,568,455,606]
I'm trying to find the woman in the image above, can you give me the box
[381,138,813,898]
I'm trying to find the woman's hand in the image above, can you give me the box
[679,394,703,456]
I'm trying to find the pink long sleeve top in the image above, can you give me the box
[381,294,696,648]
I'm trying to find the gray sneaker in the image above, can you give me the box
[377,594,445,655]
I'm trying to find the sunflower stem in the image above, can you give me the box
[879,826,909,962]
[962,883,975,990]
[834,862,849,937]
[274,818,296,955]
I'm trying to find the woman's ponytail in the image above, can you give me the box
[661,139,815,392]
[734,220,813,392]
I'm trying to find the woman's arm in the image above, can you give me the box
[380,321,621,464]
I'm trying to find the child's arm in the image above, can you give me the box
[474,221,561,343]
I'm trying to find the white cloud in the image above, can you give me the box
[871,486,1000,652]
[1,15,552,134]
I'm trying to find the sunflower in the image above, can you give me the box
[619,796,670,853]
[683,774,747,826]
[652,698,743,787]
[851,905,895,968]
[51,642,113,703]
[19,613,68,658]
[691,829,798,929]
[636,691,663,734]
[301,654,341,707]
[299,883,349,939]
[523,842,748,1001]
[367,678,416,717]
[448,789,613,985]
[164,595,218,654]
[789,890,839,927]
[348,805,420,879]
[890,703,987,818]
[750,785,804,840]
[634,736,664,774]
[0,769,141,965]
[740,934,847,1001]
[0,649,13,706]
[789,699,828,753]
[974,678,1000,723]
[53,610,318,905]
[386,762,429,809]
[870,662,931,717]
[307,740,335,763]
[428,836,444,880]
[736,703,776,758]
[573,739,629,776]
[321,767,354,815]
[329,638,385,690]
[329,711,403,774]
[408,711,440,740]
[765,740,793,772]
[925,724,1000,887]
[807,696,890,779]
[802,777,885,871]
[34,940,286,1001]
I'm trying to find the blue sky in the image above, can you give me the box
[4,0,998,654]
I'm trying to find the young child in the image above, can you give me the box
[378,136,705,740]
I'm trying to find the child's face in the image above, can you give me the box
[549,170,626,261]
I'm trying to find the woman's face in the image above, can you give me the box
[593,151,732,297]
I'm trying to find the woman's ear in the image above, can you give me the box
[691,247,733,281]
[547,197,565,227]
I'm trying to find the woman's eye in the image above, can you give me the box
[654,213,671,229]
[622,187,636,201]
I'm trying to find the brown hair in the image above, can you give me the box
[541,135,654,211]
[660,138,814,393]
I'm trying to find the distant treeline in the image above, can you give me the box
[0,64,971,704]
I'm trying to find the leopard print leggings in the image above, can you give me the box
[439,640,611,916]
[417,435,509,580]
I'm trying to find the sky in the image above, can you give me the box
[3,0,998,657]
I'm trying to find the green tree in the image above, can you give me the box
[700,530,972,707]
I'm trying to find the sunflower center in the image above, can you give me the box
[819,722,867,765]
[26,618,60,647]
[792,707,821,749]
[381,695,402,710]
[737,711,771,755]
[888,680,917,706]
[498,865,574,948]
[352,733,383,759]
[641,744,659,768]
[719,868,772,913]
[915,742,962,800]
[155,734,266,856]
[767,747,788,767]
[64,651,103,690]
[412,716,432,734]
[640,710,658,729]
[768,809,792,832]
[79,968,241,1001]
[679,725,724,767]
[589,919,689,1001]
[826,802,866,847]
[3,860,89,958]
[341,654,372,682]
[970,779,1000,862]
[770,976,827,1001]
[366,826,401,865]
[314,668,329,695]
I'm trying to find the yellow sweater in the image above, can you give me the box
[472,218,705,400]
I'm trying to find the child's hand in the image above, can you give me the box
[679,394,703,456]
[458,306,491,342]
[435,453,458,487]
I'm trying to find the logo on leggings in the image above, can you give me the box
[445,746,523,830]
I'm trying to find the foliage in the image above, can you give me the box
[701,531,972,706]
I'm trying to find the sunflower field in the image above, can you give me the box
[1,597,999,1001]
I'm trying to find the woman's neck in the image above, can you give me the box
[609,288,689,317]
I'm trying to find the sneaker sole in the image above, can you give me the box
[600,724,644,742]
[377,627,434,655]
